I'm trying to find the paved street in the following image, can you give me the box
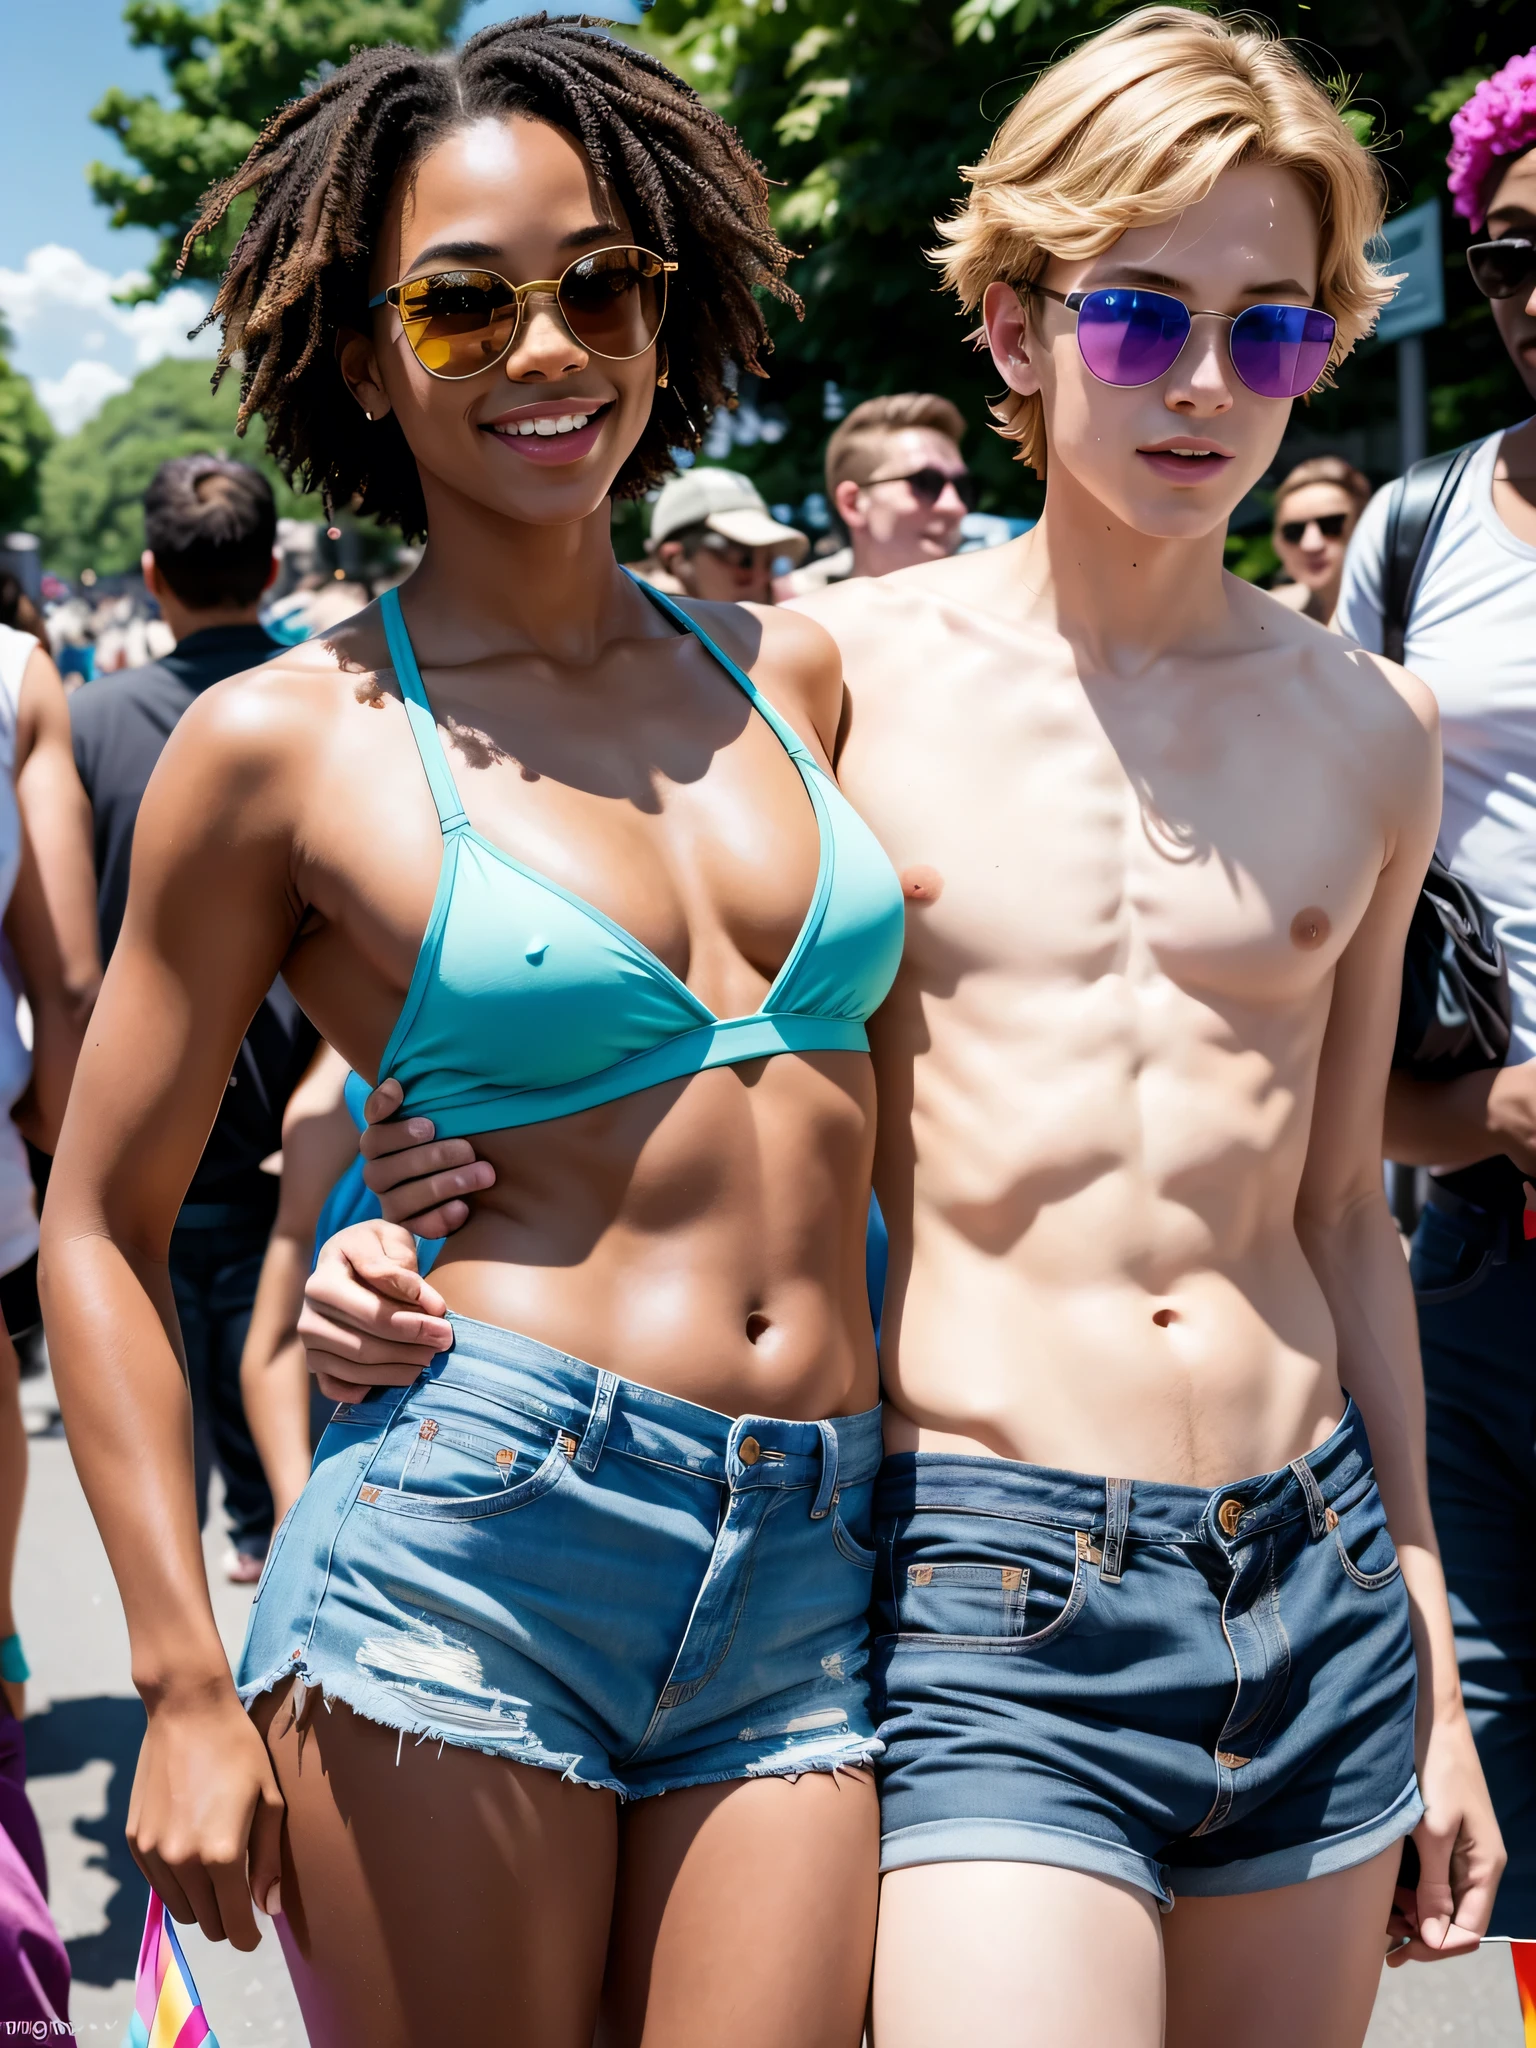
[12,1366,1526,2046]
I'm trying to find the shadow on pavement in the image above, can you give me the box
[27,1694,147,1987]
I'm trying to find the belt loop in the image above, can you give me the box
[1289,1454,1328,1539]
[810,1420,839,1521]
[1101,1477,1131,1584]
[574,1370,619,1474]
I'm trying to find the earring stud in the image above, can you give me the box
[364,410,374,421]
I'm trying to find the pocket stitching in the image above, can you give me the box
[832,1512,877,1569]
[1334,1526,1402,1590]
[890,1532,1087,1650]
[362,1433,571,1520]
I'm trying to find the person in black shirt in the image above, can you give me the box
[70,458,317,1581]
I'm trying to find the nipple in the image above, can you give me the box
[525,935,549,964]
[1289,908,1331,951]
[901,865,944,905]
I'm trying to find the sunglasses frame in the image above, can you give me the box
[1278,512,1349,546]
[368,245,679,380]
[1465,236,1536,302]
[865,466,980,512]
[1026,282,1337,398]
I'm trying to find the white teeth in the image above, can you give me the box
[500,411,592,438]
[534,417,557,436]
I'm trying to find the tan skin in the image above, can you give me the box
[40,113,878,2046]
[656,531,779,603]
[1386,148,1536,1173]
[316,162,1503,2046]
[1269,479,1362,622]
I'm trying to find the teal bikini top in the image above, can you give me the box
[375,576,905,1137]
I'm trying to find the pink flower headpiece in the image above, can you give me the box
[1448,47,1536,232]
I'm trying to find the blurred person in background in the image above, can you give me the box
[645,465,807,602]
[1336,46,1536,1938]
[1268,454,1371,622]
[0,576,46,649]
[788,392,974,594]
[70,456,317,1585]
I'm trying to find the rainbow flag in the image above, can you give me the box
[130,1891,219,2048]
[1512,1942,1536,2048]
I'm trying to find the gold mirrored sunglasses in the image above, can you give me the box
[369,245,678,381]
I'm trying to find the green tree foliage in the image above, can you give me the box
[36,356,319,578]
[0,320,54,532]
[90,0,467,298]
[641,0,1534,522]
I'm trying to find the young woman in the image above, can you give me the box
[39,22,904,2044]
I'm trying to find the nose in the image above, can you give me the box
[935,481,968,515]
[503,288,587,383]
[1165,312,1235,416]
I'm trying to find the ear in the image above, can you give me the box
[982,282,1043,398]
[656,539,682,568]
[337,325,392,422]
[833,478,867,534]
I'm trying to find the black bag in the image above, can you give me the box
[1380,443,1512,1082]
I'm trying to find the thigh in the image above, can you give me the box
[870,1861,1164,2048]
[255,1682,617,2048]
[1163,1844,1398,2048]
[600,1766,879,2048]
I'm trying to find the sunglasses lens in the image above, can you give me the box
[395,270,517,377]
[902,469,979,510]
[1074,288,1190,386]
[1467,238,1536,300]
[559,247,667,359]
[1229,304,1335,399]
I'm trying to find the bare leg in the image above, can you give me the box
[253,1683,617,2048]
[869,1862,1165,2048]
[601,1767,879,2048]
[1163,1845,1400,2048]
[0,1330,25,1719]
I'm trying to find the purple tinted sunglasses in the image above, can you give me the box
[1030,283,1336,399]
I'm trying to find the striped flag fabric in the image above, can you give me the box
[130,1890,219,2048]
[1513,1941,1536,2048]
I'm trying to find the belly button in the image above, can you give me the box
[901,865,944,904]
[745,1313,771,1345]
[1152,1308,1177,1329]
[1290,908,1331,951]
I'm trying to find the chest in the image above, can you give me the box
[844,649,1383,1010]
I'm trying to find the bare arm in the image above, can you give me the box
[38,682,302,1949]
[1385,1063,1536,1176]
[6,646,101,1148]
[1294,672,1503,1961]
[239,1041,356,1524]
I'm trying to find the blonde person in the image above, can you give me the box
[1269,454,1372,621]
[789,393,974,593]
[313,14,1503,2043]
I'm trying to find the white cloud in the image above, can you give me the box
[0,244,215,433]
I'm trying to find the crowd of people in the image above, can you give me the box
[0,7,1529,2040]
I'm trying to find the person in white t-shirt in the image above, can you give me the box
[1334,49,1536,1937]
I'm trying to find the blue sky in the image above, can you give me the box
[0,0,645,430]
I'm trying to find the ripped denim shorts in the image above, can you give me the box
[237,1314,885,1797]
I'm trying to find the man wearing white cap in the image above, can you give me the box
[645,467,808,604]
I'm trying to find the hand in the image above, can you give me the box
[1386,1708,1505,1966]
[360,1078,495,1236]
[1485,1063,1536,1177]
[128,1688,284,1951]
[298,1219,453,1402]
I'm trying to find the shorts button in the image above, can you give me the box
[738,1436,761,1466]
[1217,1498,1243,1537]
[1324,1506,1339,1530]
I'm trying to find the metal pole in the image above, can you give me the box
[1398,333,1427,472]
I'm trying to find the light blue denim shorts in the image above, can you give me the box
[238,1314,885,1797]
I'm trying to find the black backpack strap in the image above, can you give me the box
[1380,440,1478,664]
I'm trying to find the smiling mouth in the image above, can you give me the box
[483,402,613,442]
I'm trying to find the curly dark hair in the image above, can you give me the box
[185,14,797,537]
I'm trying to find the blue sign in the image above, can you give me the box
[1373,198,1445,345]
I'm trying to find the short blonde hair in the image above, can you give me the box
[935,7,1395,478]
[825,392,967,497]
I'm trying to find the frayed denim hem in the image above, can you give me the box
[622,1736,885,1802]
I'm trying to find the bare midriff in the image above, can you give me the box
[412,1051,881,1422]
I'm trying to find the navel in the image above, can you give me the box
[902,864,944,904]
[1290,907,1331,951]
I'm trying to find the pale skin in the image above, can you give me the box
[39,113,877,2045]
[835,424,971,579]
[1269,478,1362,622]
[1385,147,1536,1173]
[314,160,1504,2046]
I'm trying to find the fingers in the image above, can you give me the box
[363,1078,405,1124]
[1393,1812,1496,1964]
[395,1199,469,1239]
[308,1349,431,1395]
[299,1287,450,1358]
[375,1161,495,1225]
[362,1131,471,1184]
[248,1780,286,1925]
[360,1113,442,1163]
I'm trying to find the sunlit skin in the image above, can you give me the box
[40,113,879,2046]
[1270,480,1362,621]
[836,426,971,577]
[657,533,779,602]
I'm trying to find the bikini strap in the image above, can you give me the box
[380,586,469,832]
[625,571,820,769]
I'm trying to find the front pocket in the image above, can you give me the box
[362,1376,572,1517]
[832,1512,878,1569]
[1331,1484,1402,1590]
[876,1509,1088,1648]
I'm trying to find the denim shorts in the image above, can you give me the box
[871,1400,1421,1905]
[238,1314,885,1797]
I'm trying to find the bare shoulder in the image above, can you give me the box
[672,594,845,759]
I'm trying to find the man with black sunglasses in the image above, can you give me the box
[790,393,975,591]
[1336,47,1536,1940]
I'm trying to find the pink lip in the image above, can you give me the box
[1137,444,1234,483]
